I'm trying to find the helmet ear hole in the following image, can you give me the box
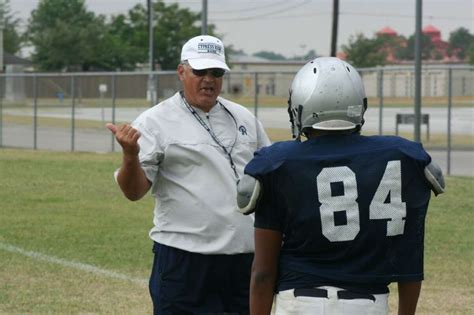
[313,68,317,74]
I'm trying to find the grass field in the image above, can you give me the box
[0,148,473,314]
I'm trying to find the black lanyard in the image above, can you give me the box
[180,92,240,180]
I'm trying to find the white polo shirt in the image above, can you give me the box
[131,92,271,254]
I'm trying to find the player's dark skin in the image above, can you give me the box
[249,129,423,315]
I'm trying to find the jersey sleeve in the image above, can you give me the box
[399,141,431,168]
[399,140,440,193]
[244,146,287,231]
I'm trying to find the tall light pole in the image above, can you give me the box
[148,0,155,72]
[330,0,339,57]
[201,0,208,34]
[414,0,422,142]
[0,0,5,72]
[147,0,156,106]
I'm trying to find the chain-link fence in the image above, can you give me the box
[0,64,472,175]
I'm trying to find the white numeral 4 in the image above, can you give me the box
[369,161,406,236]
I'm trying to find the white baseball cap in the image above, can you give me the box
[181,35,230,71]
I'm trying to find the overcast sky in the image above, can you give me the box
[10,0,474,58]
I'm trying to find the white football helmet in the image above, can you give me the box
[288,57,367,138]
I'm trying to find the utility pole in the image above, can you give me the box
[0,0,5,72]
[414,0,422,142]
[147,0,156,106]
[330,0,339,57]
[202,0,208,34]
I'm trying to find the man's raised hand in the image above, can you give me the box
[106,123,141,156]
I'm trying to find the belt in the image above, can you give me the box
[294,288,376,302]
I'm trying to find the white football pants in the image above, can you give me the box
[273,286,389,315]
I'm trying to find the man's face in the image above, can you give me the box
[178,62,224,112]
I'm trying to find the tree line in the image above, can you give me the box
[342,28,474,67]
[4,0,207,71]
[3,0,473,71]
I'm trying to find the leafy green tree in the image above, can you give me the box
[95,14,144,70]
[25,0,218,71]
[396,34,434,60]
[107,5,150,69]
[1,0,23,54]
[342,33,386,67]
[448,27,474,60]
[468,43,474,64]
[26,0,104,71]
[110,2,211,70]
[375,34,407,63]
[253,51,286,60]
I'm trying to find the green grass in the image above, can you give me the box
[0,149,153,313]
[388,176,474,314]
[0,149,473,314]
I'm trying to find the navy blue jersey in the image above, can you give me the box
[245,134,432,294]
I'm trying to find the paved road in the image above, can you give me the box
[4,106,474,135]
[1,123,472,177]
[256,107,473,135]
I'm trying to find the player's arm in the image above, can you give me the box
[397,281,422,315]
[250,227,282,314]
[106,123,151,201]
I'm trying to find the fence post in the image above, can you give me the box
[111,74,116,152]
[148,73,156,107]
[33,75,38,150]
[378,68,384,135]
[447,67,452,176]
[0,76,3,148]
[71,75,75,152]
[254,72,259,118]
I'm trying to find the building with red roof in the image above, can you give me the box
[373,25,464,64]
[377,26,398,37]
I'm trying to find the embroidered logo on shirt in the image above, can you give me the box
[239,125,247,135]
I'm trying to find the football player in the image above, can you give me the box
[237,57,444,315]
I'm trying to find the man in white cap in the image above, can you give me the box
[106,35,270,314]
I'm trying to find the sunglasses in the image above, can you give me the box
[191,68,226,78]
